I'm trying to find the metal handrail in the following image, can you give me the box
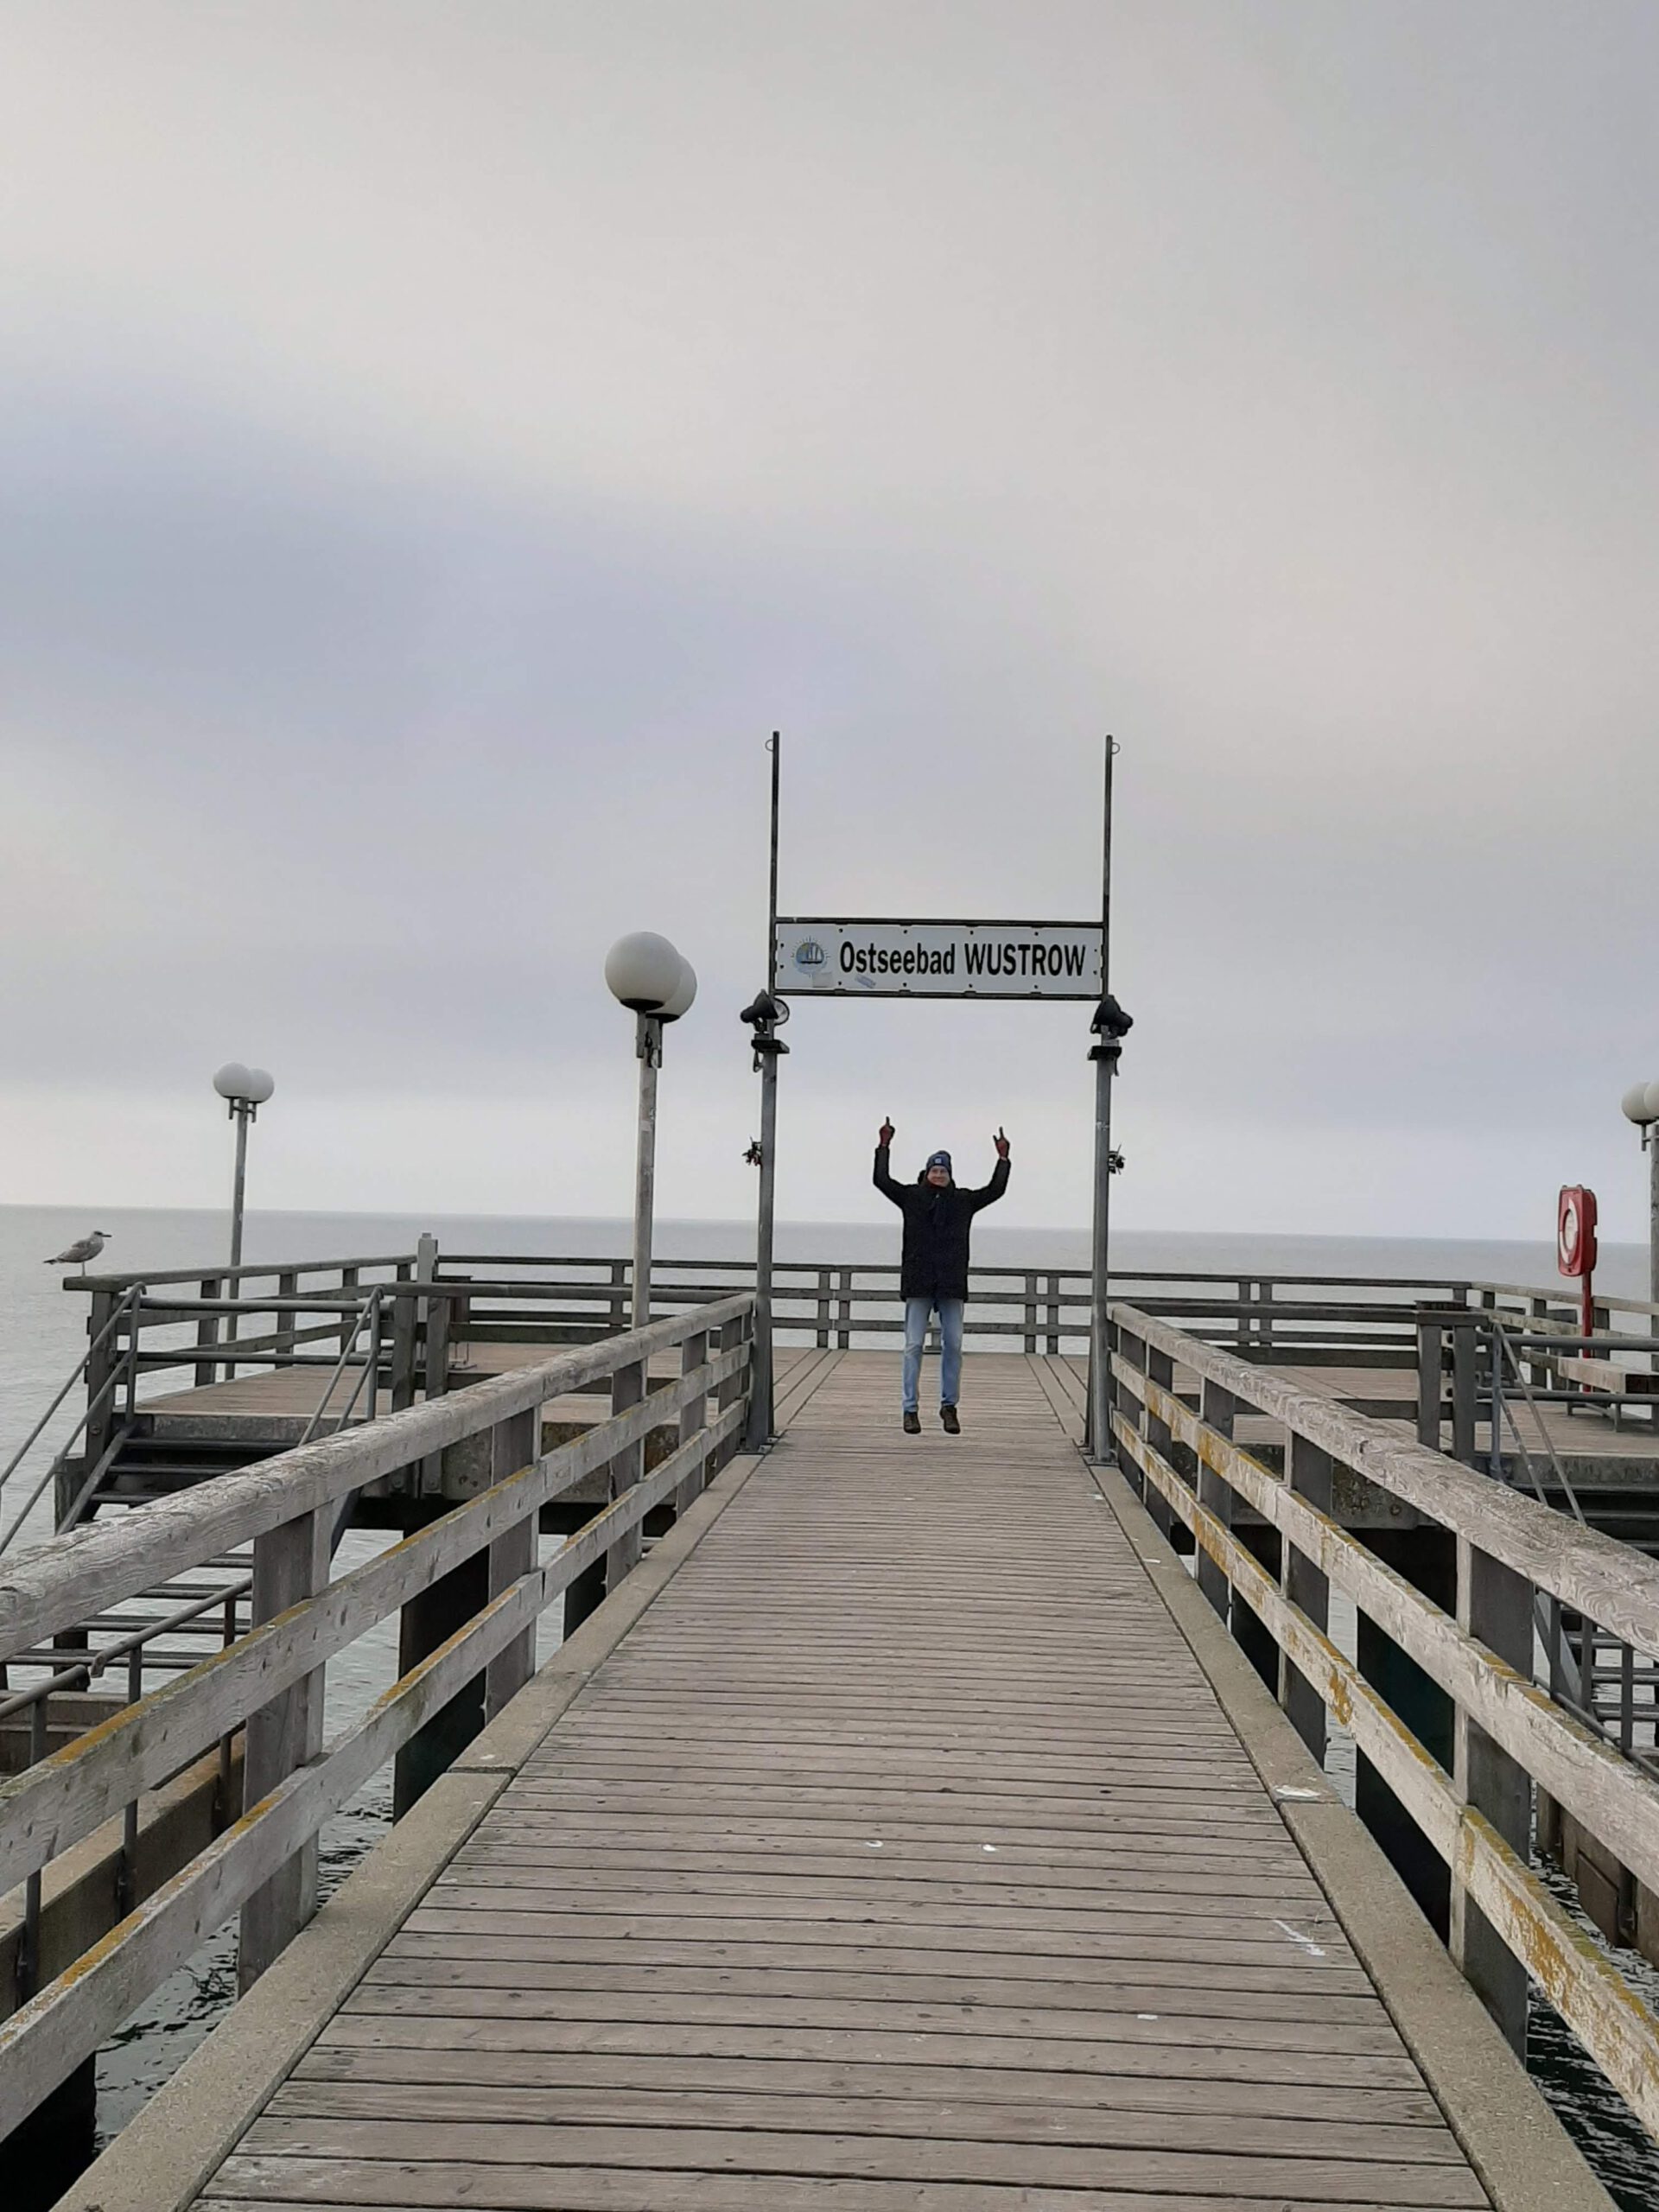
[0,1287,146,1557]
[0,1286,140,1501]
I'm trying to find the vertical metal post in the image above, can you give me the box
[229,1103,251,1269]
[1649,1128,1659,1319]
[1086,737,1116,1460]
[225,1102,250,1378]
[747,732,782,1452]
[632,1016,661,1329]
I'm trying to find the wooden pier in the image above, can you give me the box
[7,1264,1659,2209]
[175,1352,1512,2211]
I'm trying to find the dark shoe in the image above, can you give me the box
[941,1405,961,1434]
[903,1411,921,1433]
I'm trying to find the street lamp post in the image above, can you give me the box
[213,1063,276,1271]
[1619,1081,1659,1312]
[606,935,697,1328]
[213,1063,274,1380]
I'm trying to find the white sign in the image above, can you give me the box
[775,918,1103,999]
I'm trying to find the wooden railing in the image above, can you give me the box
[0,1294,753,2143]
[431,1255,1470,1360]
[1108,1300,1659,2142]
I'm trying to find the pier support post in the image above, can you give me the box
[1280,1434,1333,1764]
[393,1522,489,1818]
[1416,1319,1442,1448]
[1196,1378,1236,1621]
[239,1505,330,1990]
[1143,1345,1176,1541]
[1112,1326,1146,1500]
[1356,1528,1456,1937]
[606,1352,647,1587]
[484,1409,538,1720]
[675,1327,711,1515]
[716,1312,748,1471]
[1452,1537,1533,2052]
[1450,1320,1478,1465]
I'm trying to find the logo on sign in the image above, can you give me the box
[792,939,827,972]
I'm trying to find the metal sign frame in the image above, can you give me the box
[748,734,1119,1461]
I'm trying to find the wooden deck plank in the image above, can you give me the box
[193,1349,1490,2208]
[230,2117,1490,2203]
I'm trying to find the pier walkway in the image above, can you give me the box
[161,1354,1520,2210]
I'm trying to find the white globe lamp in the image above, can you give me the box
[606,934,696,1334]
[605,932,684,1014]
[658,958,698,1023]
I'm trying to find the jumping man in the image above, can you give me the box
[874,1119,1011,1433]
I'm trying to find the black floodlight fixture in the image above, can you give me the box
[741,988,790,1066]
[1089,994,1132,1065]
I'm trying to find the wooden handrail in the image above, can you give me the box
[1108,1300,1659,2140]
[0,1294,754,2139]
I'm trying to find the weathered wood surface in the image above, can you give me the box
[1097,1314,1659,1658]
[199,1351,1489,2211]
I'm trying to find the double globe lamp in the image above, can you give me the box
[605,934,698,1328]
[213,1062,276,1271]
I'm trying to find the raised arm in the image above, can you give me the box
[965,1128,1012,1212]
[873,1117,907,1206]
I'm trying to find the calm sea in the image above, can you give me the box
[3,1205,1654,2205]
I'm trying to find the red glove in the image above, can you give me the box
[995,1127,1010,1159]
[878,1118,895,1147]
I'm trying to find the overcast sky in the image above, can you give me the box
[2,3,1655,1239]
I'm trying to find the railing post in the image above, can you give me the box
[1281,1434,1333,1763]
[714,1310,748,1467]
[609,1259,627,1333]
[1196,1377,1236,1622]
[815,1268,831,1350]
[1114,1327,1145,1497]
[389,1287,418,1412]
[676,1326,712,1513]
[79,1290,118,1504]
[1451,1536,1534,2052]
[338,1265,360,1355]
[419,1288,452,1493]
[1416,1319,1442,1447]
[1259,1281,1274,1361]
[1143,1344,1176,1541]
[484,1408,538,1719]
[274,1270,299,1365]
[1528,1294,1550,1392]
[194,1274,222,1388]
[1452,1321,1478,1465]
[606,1351,648,1586]
[1023,1273,1038,1355]
[1046,1274,1061,1356]
[836,1268,853,1351]
[238,1504,330,1990]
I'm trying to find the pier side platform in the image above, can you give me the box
[70,1352,1606,2212]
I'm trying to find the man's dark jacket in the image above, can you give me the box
[874,1145,1010,1301]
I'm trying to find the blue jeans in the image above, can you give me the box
[903,1296,964,1413]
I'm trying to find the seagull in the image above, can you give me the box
[45,1231,112,1266]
